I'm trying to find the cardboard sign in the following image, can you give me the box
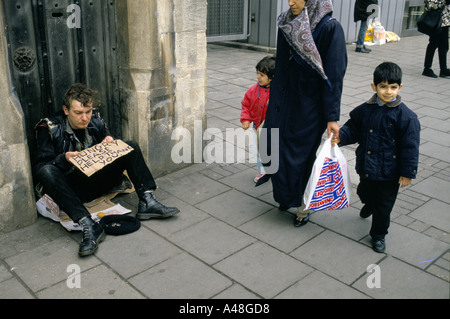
[69,139,134,177]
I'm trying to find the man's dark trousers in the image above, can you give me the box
[37,141,156,222]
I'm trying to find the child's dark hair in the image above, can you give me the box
[373,62,402,86]
[256,56,276,79]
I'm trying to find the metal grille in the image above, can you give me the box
[207,0,248,42]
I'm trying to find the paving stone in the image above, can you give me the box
[219,168,274,197]
[213,283,261,299]
[275,270,369,299]
[419,141,450,162]
[157,172,231,205]
[167,217,255,264]
[129,252,231,299]
[5,239,101,292]
[308,206,371,241]
[145,203,210,237]
[409,199,450,232]
[238,208,324,253]
[36,265,144,299]
[95,227,181,279]
[290,230,384,285]
[410,176,450,204]
[0,278,34,299]
[196,189,273,226]
[214,242,313,298]
[382,223,450,269]
[352,256,449,299]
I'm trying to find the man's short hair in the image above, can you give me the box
[373,62,402,86]
[63,83,100,109]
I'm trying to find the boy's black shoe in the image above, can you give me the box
[422,68,438,78]
[372,239,386,253]
[78,216,106,257]
[440,69,450,78]
[360,204,372,218]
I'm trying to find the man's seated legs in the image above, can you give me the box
[36,165,105,257]
[36,140,179,256]
[118,141,180,220]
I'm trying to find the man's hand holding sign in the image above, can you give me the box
[68,139,134,177]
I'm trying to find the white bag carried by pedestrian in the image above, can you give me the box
[304,137,351,211]
[373,22,386,45]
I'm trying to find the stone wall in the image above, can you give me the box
[0,1,36,233]
[117,0,207,176]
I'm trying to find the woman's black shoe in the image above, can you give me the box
[293,213,310,227]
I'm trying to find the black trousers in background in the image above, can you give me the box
[424,26,449,71]
[37,141,157,222]
[357,178,400,241]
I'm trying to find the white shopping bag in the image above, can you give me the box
[304,137,351,211]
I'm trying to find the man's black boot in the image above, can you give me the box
[137,191,180,220]
[78,216,105,257]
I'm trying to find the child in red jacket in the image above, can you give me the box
[240,56,276,183]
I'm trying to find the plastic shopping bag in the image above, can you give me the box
[364,24,374,43]
[373,22,386,45]
[304,137,351,211]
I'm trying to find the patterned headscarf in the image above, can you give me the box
[278,0,333,80]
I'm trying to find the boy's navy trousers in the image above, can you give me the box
[357,178,400,240]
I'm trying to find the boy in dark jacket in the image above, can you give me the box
[333,62,420,253]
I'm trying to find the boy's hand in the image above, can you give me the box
[399,176,412,187]
[331,135,340,147]
[242,121,250,130]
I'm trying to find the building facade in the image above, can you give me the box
[207,0,426,46]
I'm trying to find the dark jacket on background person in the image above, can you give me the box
[354,0,379,22]
[338,94,420,181]
[425,0,450,27]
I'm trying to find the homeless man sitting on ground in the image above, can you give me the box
[33,83,179,257]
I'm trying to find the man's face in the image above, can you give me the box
[63,99,93,130]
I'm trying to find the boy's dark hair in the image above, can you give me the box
[256,56,276,79]
[63,83,100,109]
[373,62,402,86]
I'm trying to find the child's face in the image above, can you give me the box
[371,81,403,105]
[257,71,271,87]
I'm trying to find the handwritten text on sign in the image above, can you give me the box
[69,139,134,177]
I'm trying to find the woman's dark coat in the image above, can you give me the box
[261,14,347,208]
